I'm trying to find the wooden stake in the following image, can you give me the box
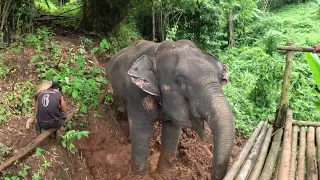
[297,127,306,180]
[0,112,74,172]
[259,128,283,180]
[292,120,320,127]
[277,46,314,52]
[275,43,294,129]
[306,127,318,180]
[316,127,320,179]
[223,121,265,180]
[248,125,274,180]
[288,125,298,180]
[236,123,268,179]
[278,109,293,180]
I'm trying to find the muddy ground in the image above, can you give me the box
[0,33,246,180]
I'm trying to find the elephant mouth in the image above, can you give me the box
[190,117,205,140]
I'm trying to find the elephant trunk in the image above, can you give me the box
[201,86,235,180]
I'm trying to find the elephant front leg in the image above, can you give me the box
[157,120,181,172]
[129,117,154,174]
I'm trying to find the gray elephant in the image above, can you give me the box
[107,39,235,180]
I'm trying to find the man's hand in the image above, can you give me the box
[313,44,320,53]
[26,117,35,129]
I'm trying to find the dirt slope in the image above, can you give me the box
[0,34,246,180]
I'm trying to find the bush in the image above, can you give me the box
[219,46,320,136]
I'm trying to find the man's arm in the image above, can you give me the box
[60,96,67,112]
[313,44,320,53]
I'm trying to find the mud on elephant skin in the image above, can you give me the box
[107,39,235,180]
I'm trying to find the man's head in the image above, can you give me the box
[50,82,62,92]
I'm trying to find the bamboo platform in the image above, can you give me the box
[223,45,319,180]
[224,111,320,180]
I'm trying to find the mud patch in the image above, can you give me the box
[75,104,246,180]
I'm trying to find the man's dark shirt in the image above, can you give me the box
[37,89,64,123]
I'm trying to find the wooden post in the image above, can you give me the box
[259,129,283,180]
[288,125,298,180]
[248,125,274,180]
[306,127,318,180]
[278,109,293,180]
[275,42,294,130]
[236,123,268,179]
[316,127,320,179]
[297,127,306,180]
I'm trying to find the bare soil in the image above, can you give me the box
[0,34,247,180]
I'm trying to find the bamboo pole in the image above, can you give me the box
[0,112,74,172]
[278,109,293,180]
[272,149,282,180]
[223,121,265,180]
[292,120,320,127]
[275,43,294,129]
[236,123,268,179]
[306,127,318,180]
[259,128,283,180]
[248,125,274,180]
[288,125,298,180]
[277,46,314,52]
[297,127,306,180]
[316,127,320,179]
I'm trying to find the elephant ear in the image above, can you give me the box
[202,52,229,86]
[128,55,160,97]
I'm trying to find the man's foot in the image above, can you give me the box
[49,132,56,139]
[55,130,62,144]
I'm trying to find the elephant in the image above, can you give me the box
[107,39,235,180]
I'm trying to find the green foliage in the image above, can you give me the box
[218,2,320,135]
[0,81,34,124]
[0,60,9,78]
[167,1,227,53]
[220,47,283,135]
[25,27,54,52]
[29,37,108,113]
[35,147,43,156]
[304,52,320,109]
[3,163,31,180]
[62,130,89,154]
[0,143,12,157]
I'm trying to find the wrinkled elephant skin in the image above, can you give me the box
[107,39,235,180]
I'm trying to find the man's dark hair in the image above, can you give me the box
[51,82,62,92]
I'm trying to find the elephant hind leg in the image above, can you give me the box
[157,120,181,172]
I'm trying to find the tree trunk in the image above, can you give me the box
[81,0,88,28]
[152,0,155,42]
[160,0,164,42]
[228,11,234,47]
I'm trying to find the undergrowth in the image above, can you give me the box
[220,2,320,136]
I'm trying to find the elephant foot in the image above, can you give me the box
[130,160,149,175]
[156,152,176,173]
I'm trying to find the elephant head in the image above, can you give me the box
[127,40,234,180]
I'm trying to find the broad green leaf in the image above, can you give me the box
[76,56,85,68]
[53,75,59,82]
[304,53,320,90]
[80,104,88,114]
[31,55,39,62]
[72,90,79,98]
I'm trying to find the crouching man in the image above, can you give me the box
[35,82,67,143]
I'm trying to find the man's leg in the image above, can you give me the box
[35,118,41,136]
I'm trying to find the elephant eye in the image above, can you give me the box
[176,77,186,85]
